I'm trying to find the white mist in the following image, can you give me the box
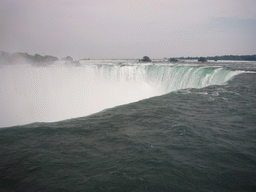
[0,62,242,127]
[0,63,159,127]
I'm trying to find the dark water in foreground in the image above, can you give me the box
[1,61,256,191]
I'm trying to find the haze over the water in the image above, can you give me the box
[1,0,256,59]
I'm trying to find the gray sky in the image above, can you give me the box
[1,0,256,59]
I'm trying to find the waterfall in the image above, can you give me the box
[0,63,243,127]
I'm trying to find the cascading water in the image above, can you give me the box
[0,62,243,127]
[95,64,243,93]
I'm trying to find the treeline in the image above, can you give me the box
[0,51,59,65]
[177,54,256,61]
[207,55,256,61]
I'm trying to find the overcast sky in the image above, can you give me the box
[1,0,256,59]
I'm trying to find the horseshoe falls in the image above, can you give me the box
[1,60,256,192]
[0,63,242,127]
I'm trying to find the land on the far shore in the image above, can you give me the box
[175,54,256,61]
[1,51,256,66]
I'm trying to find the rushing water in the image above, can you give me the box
[0,61,244,127]
[0,60,256,191]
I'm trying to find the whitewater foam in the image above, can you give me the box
[0,62,244,127]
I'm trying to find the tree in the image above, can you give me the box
[169,58,178,62]
[198,57,207,62]
[63,56,73,62]
[140,56,151,62]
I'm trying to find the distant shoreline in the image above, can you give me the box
[1,51,256,65]
[175,54,256,61]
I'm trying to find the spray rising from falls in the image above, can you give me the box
[0,64,243,127]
